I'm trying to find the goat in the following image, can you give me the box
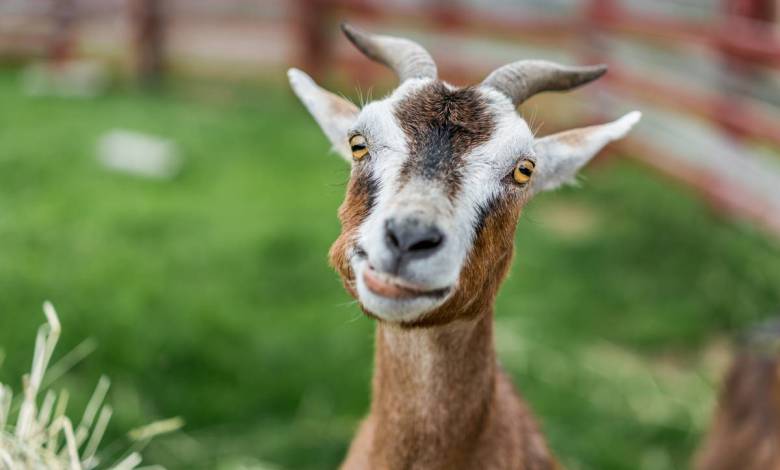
[289,23,640,469]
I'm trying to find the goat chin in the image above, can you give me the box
[694,317,780,470]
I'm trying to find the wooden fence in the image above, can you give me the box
[2,0,779,235]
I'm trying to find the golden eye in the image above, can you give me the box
[349,134,369,161]
[513,159,535,185]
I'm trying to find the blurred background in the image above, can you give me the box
[1,0,779,469]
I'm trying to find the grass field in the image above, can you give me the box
[1,69,779,469]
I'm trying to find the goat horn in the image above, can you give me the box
[482,60,607,107]
[341,23,437,82]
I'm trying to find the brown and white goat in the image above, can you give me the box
[289,24,640,470]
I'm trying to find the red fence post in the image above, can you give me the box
[294,0,331,81]
[585,0,620,25]
[716,0,776,137]
[725,0,775,21]
[48,0,77,65]
[130,0,166,88]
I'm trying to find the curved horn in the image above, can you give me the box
[482,60,607,107]
[341,23,437,82]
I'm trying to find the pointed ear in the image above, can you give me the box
[531,111,641,194]
[288,68,359,162]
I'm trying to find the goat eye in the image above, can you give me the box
[349,134,369,161]
[513,159,535,185]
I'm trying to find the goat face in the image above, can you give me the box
[289,24,640,325]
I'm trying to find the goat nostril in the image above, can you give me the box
[408,235,442,252]
[385,230,400,250]
[385,218,444,259]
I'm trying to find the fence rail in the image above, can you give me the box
[2,0,779,235]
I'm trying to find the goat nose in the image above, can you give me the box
[384,218,444,260]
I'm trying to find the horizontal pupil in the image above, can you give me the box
[518,166,532,176]
[351,144,366,151]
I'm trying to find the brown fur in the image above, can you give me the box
[695,335,780,470]
[403,195,523,328]
[394,82,495,199]
[332,171,557,468]
[329,168,377,298]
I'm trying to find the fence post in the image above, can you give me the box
[294,0,330,81]
[48,0,77,65]
[717,0,775,137]
[130,0,166,88]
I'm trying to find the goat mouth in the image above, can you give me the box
[363,266,450,300]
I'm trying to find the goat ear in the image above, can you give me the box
[530,111,641,194]
[288,68,359,162]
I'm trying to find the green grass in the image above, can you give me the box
[0,69,779,469]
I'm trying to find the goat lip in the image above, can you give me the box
[363,266,449,300]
